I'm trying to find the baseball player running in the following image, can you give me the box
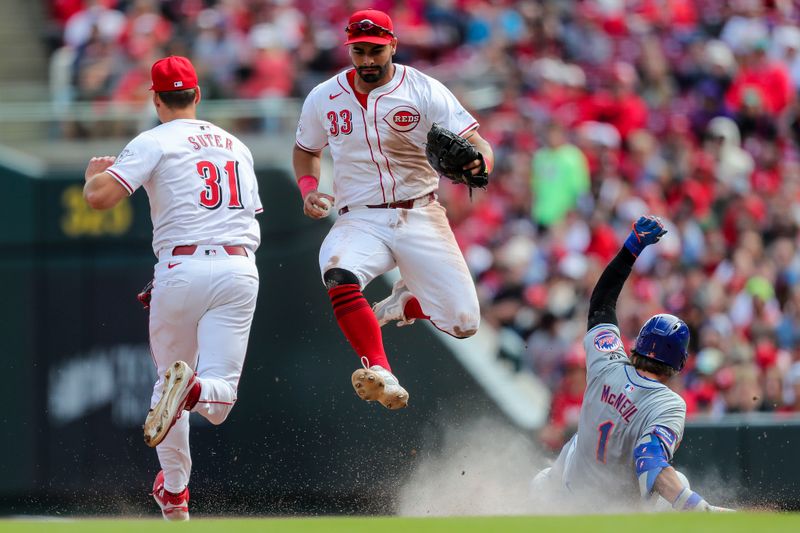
[293,8,494,410]
[83,56,262,520]
[531,216,733,512]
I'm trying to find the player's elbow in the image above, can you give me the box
[84,189,116,210]
[84,180,126,210]
[83,188,108,210]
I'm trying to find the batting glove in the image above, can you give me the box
[624,215,667,257]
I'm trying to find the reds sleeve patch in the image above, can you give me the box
[593,330,621,352]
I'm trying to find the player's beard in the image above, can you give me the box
[356,62,390,84]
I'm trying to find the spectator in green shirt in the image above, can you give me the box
[531,122,590,228]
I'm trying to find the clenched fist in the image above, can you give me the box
[85,156,117,181]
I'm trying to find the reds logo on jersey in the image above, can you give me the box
[594,330,621,352]
[383,105,421,132]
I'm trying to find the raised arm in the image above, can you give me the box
[587,216,666,331]
[83,156,129,210]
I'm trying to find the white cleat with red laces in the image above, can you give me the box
[151,470,189,521]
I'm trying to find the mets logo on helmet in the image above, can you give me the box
[383,105,421,132]
[593,330,621,352]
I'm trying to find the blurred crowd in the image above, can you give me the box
[46,0,800,446]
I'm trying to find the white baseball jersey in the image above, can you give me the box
[105,117,262,495]
[553,324,686,505]
[106,118,262,256]
[295,65,479,209]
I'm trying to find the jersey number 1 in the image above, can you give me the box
[197,160,243,209]
[596,420,615,464]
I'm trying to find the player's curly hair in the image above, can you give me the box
[156,88,197,109]
[629,353,677,378]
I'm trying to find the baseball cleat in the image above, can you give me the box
[143,360,196,448]
[372,278,415,327]
[351,364,409,410]
[151,470,190,521]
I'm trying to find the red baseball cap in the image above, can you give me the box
[150,56,198,92]
[344,9,394,46]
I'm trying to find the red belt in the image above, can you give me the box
[338,192,435,216]
[172,245,248,257]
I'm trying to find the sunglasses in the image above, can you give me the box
[345,19,394,39]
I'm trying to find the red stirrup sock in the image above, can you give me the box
[404,297,430,321]
[328,284,391,372]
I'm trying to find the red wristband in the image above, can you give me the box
[297,175,319,199]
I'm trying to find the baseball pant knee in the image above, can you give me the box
[450,312,480,338]
[192,378,237,425]
[197,400,235,425]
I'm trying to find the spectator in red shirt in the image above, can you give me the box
[588,62,648,141]
[726,40,793,116]
[237,24,294,99]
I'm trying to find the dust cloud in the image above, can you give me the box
[395,418,744,515]
[395,417,550,516]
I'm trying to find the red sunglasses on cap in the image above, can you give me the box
[345,19,394,39]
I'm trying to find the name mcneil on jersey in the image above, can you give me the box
[600,384,639,422]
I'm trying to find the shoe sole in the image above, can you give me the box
[144,361,194,448]
[351,368,409,410]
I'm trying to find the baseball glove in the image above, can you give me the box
[425,123,489,190]
[137,279,154,310]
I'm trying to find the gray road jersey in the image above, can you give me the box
[558,324,686,506]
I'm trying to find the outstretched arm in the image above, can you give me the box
[655,467,734,512]
[635,430,734,512]
[587,216,667,331]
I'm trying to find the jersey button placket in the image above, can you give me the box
[366,90,389,204]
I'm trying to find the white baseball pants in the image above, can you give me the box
[318,201,480,337]
[149,245,259,493]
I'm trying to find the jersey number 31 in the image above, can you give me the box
[197,160,244,210]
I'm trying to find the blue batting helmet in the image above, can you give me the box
[632,314,690,371]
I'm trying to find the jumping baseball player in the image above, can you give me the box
[293,9,494,410]
[531,216,733,512]
[83,56,262,520]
